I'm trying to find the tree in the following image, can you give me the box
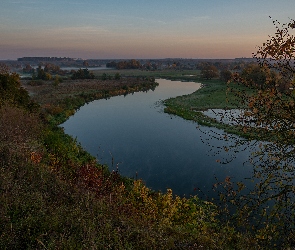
[36,66,52,80]
[240,63,282,90]
[22,64,34,74]
[219,69,233,82]
[215,18,295,247]
[106,61,117,68]
[53,75,63,87]
[115,59,141,70]
[83,60,89,67]
[71,68,95,80]
[0,63,10,74]
[0,66,35,110]
[44,63,60,74]
[201,65,219,79]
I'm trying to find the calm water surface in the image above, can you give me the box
[62,79,252,197]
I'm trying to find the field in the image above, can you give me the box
[92,68,201,81]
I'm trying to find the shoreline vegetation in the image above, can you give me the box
[23,77,158,125]
[0,68,278,249]
[163,78,278,142]
[163,80,260,139]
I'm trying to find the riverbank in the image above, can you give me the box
[7,75,247,249]
[22,77,158,125]
[163,78,274,140]
[62,78,225,197]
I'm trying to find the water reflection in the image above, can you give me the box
[61,79,252,197]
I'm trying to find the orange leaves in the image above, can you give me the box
[78,163,104,191]
[30,151,42,164]
[248,100,255,109]
[75,162,126,198]
[224,176,231,184]
[252,108,259,114]
[47,153,61,171]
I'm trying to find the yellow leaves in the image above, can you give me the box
[237,182,245,192]
[130,180,218,229]
[48,153,60,170]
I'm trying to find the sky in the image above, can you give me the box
[1,0,295,60]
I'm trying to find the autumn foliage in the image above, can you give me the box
[218,18,295,248]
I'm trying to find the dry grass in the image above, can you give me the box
[0,104,43,166]
[22,78,155,106]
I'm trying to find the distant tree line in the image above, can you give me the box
[106,59,142,70]
[17,56,75,62]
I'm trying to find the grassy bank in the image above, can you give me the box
[92,68,201,82]
[23,77,158,125]
[163,78,272,140]
[1,73,262,249]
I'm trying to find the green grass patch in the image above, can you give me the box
[163,78,269,140]
[92,68,201,81]
[164,79,251,111]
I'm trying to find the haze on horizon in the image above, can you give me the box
[1,0,294,60]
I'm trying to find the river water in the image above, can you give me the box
[61,79,252,197]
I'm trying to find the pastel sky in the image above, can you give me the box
[1,0,294,60]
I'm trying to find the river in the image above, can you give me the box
[61,79,253,197]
